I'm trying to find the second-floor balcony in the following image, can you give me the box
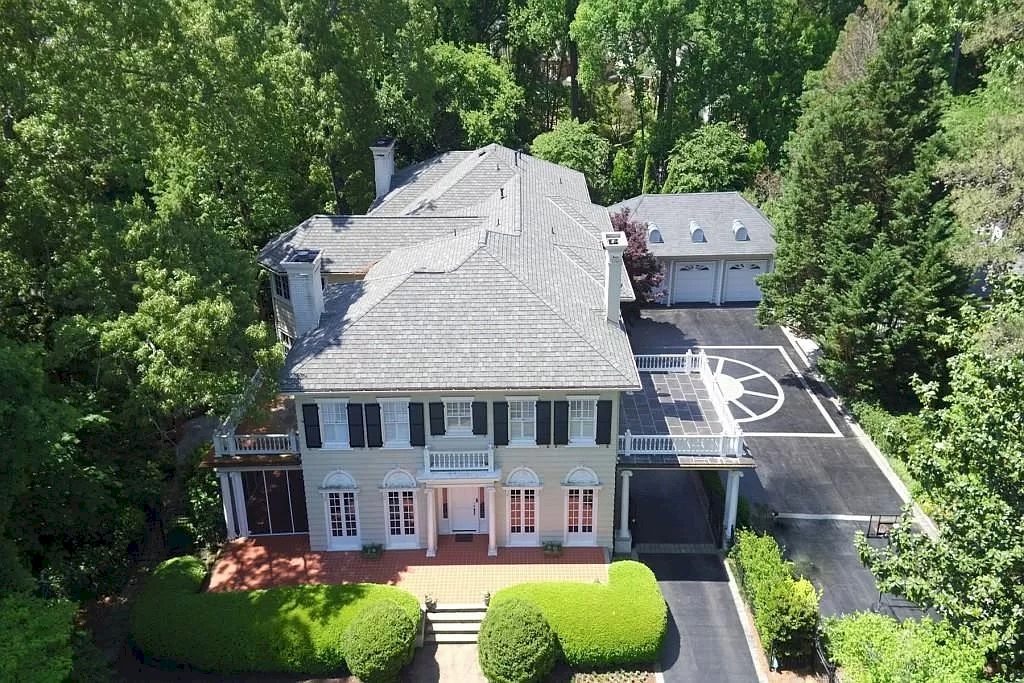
[213,380,299,458]
[422,445,495,475]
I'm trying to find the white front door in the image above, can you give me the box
[565,487,597,546]
[672,262,716,303]
[722,260,767,302]
[385,490,418,548]
[449,487,478,532]
[508,488,539,546]
[326,490,360,550]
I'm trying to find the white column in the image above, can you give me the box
[486,486,497,557]
[615,470,633,553]
[722,470,743,550]
[228,470,249,537]
[425,488,437,558]
[219,472,238,539]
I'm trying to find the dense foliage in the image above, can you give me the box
[730,530,819,662]
[610,210,665,307]
[491,560,667,668]
[478,599,559,683]
[824,612,985,683]
[0,593,76,683]
[342,600,418,683]
[130,556,420,675]
[530,119,612,202]
[662,123,766,194]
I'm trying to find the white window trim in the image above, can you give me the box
[562,485,599,547]
[505,486,541,547]
[322,489,361,550]
[567,396,599,446]
[506,396,538,446]
[272,272,290,300]
[382,488,419,549]
[442,397,475,436]
[379,398,411,449]
[319,399,350,449]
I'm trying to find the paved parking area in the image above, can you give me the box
[629,470,717,546]
[643,554,759,683]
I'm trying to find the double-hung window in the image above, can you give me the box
[320,401,349,448]
[381,400,410,447]
[568,398,597,444]
[273,272,290,300]
[508,399,536,443]
[444,399,473,435]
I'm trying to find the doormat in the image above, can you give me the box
[454,534,473,543]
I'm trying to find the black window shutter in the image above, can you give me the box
[472,401,488,435]
[596,400,613,445]
[535,401,552,445]
[302,404,322,448]
[428,402,445,436]
[365,403,383,448]
[409,403,426,447]
[553,401,569,445]
[493,402,509,446]
[347,403,365,448]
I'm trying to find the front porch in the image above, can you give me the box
[208,534,608,603]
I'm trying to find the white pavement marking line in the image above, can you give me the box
[731,399,758,418]
[699,346,843,436]
[775,512,872,522]
[724,559,772,683]
[705,355,785,423]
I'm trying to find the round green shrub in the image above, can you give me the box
[478,598,558,683]
[342,600,417,683]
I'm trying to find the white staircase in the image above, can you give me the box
[424,603,487,644]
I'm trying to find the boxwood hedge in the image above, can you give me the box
[130,556,420,676]
[490,560,667,668]
[478,598,558,682]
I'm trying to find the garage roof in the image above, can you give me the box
[608,192,776,258]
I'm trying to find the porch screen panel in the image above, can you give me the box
[287,470,309,532]
[242,470,270,535]
[265,469,294,533]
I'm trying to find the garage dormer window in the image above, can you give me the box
[273,272,290,300]
[689,221,705,243]
[732,219,749,241]
[647,223,664,244]
[444,398,473,435]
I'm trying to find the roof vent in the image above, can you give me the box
[689,221,706,243]
[647,223,664,244]
[733,219,749,241]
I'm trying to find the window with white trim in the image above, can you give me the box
[387,490,416,537]
[328,491,358,538]
[508,489,537,535]
[381,400,410,446]
[273,272,290,300]
[568,398,597,443]
[444,399,473,434]
[508,399,536,442]
[279,330,294,350]
[320,401,349,448]
[566,488,595,534]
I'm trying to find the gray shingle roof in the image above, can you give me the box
[276,144,641,393]
[608,192,776,258]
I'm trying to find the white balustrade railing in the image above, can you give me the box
[618,430,744,458]
[214,431,299,456]
[423,446,494,472]
[634,351,702,373]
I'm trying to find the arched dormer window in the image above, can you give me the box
[647,223,664,244]
[689,221,705,243]
[732,219,749,241]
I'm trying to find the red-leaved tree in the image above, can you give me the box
[611,209,665,309]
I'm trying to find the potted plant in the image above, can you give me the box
[424,594,437,611]
[542,542,563,557]
[361,543,383,559]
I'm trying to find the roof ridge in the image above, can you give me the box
[396,147,494,215]
[477,248,637,385]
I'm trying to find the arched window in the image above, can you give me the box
[506,466,541,487]
[321,470,358,490]
[381,468,417,490]
[321,471,360,550]
[563,466,600,546]
[506,467,541,546]
[381,469,418,549]
[689,221,706,243]
[563,466,600,487]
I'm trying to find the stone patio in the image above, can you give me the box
[209,535,608,603]
[620,371,722,436]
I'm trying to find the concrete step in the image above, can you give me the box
[426,622,481,634]
[426,610,487,623]
[426,632,478,644]
[430,603,487,612]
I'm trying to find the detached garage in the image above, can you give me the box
[608,192,776,305]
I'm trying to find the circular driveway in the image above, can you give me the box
[707,355,785,423]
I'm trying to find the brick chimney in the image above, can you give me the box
[370,137,396,199]
[282,249,324,335]
[602,232,627,323]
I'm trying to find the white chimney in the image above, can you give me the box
[602,232,627,323]
[370,137,396,199]
[282,249,325,336]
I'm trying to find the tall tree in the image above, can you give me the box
[530,118,612,201]
[662,122,766,194]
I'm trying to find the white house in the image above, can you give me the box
[608,193,777,305]
[210,141,753,560]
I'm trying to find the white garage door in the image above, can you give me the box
[723,261,768,302]
[672,262,716,303]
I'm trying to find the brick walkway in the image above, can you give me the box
[208,535,608,603]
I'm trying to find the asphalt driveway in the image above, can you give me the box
[629,307,908,615]
[643,553,759,683]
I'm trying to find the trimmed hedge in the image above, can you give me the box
[824,613,986,683]
[490,560,666,668]
[731,530,819,662]
[478,599,558,683]
[130,556,420,676]
[847,400,928,504]
[342,600,417,683]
